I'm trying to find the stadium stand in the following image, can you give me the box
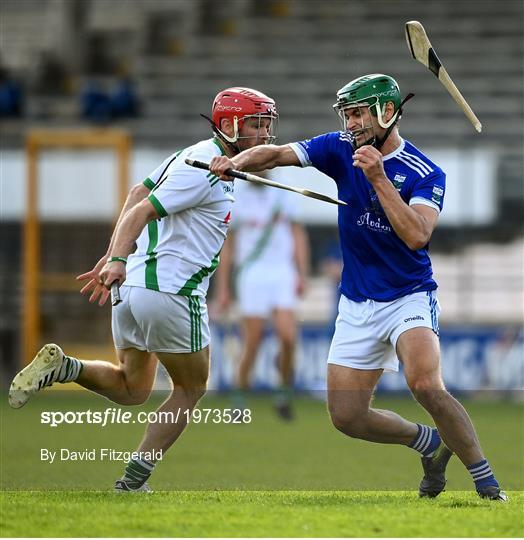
[1,0,522,215]
[1,1,522,138]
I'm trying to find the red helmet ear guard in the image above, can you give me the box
[211,87,278,144]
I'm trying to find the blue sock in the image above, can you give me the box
[408,423,441,457]
[468,459,499,490]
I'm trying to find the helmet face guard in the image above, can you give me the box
[334,100,397,149]
[333,74,403,149]
[211,87,278,148]
[224,111,279,145]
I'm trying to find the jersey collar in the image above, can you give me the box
[212,137,227,156]
[382,137,405,161]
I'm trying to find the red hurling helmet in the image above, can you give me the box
[211,87,278,144]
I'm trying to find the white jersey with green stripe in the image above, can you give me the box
[125,138,233,297]
[232,182,299,271]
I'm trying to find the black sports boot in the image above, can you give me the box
[419,443,453,498]
[477,485,508,501]
[275,401,294,421]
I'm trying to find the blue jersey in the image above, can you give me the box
[290,133,446,302]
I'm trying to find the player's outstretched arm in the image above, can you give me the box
[76,182,152,305]
[210,144,300,179]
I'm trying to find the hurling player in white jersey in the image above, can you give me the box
[9,87,278,492]
[213,181,309,420]
[209,74,506,501]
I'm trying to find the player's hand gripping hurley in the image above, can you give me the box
[110,282,121,306]
[405,20,482,133]
[186,159,347,206]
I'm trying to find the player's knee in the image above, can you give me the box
[407,374,442,394]
[408,375,446,408]
[329,411,347,433]
[328,405,365,438]
[192,385,207,402]
[173,383,207,404]
[120,391,150,406]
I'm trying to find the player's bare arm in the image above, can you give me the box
[353,145,438,250]
[210,144,300,179]
[77,182,152,305]
[292,223,310,297]
[107,183,152,253]
[212,231,235,313]
[100,198,160,289]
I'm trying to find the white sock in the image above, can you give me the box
[57,356,83,383]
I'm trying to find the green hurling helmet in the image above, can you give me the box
[334,74,402,129]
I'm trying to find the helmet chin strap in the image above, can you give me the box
[200,114,242,154]
[354,129,376,149]
[373,93,415,150]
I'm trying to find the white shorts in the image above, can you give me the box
[236,263,297,317]
[327,290,440,372]
[112,285,210,354]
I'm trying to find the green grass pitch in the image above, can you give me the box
[2,490,523,537]
[1,392,523,537]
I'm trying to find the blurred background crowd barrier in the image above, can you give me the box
[1,0,522,393]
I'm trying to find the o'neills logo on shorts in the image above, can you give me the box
[404,315,424,323]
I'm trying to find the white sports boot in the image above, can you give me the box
[114,480,153,493]
[9,343,65,408]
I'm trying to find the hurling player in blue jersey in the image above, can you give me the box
[209,74,506,501]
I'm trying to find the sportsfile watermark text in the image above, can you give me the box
[40,407,252,427]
